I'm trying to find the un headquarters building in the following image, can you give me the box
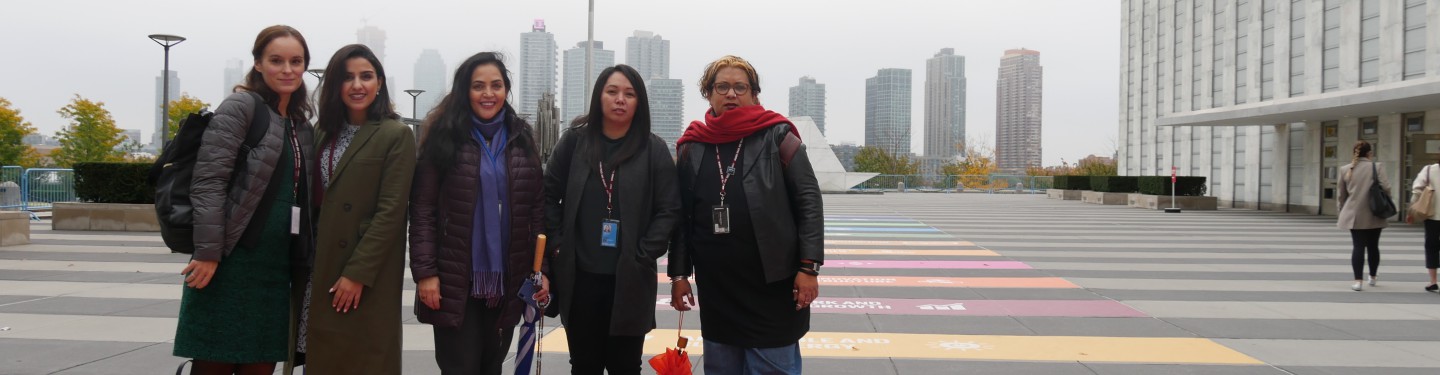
[1119,0,1440,215]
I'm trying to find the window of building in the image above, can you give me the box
[1214,0,1228,108]
[1359,0,1380,86]
[1260,0,1276,100]
[1322,0,1341,92]
[1404,0,1427,80]
[1406,113,1426,132]
[1236,0,1251,105]
[1175,4,1186,113]
[1289,0,1306,96]
[1360,117,1379,140]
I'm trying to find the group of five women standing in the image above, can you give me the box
[172,25,824,375]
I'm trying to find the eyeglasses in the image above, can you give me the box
[712,83,750,95]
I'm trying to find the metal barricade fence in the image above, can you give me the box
[21,168,79,211]
[0,166,22,210]
[853,174,1052,194]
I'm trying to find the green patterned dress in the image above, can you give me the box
[173,129,295,363]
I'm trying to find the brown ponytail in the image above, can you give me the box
[1347,140,1373,180]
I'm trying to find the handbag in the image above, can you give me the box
[1369,162,1398,219]
[1410,165,1436,220]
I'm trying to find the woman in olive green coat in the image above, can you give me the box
[299,44,416,374]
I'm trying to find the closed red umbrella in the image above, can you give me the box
[648,311,693,375]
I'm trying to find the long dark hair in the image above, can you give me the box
[317,44,399,144]
[418,52,533,172]
[239,25,314,121]
[577,64,651,167]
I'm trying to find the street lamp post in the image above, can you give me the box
[149,34,186,149]
[404,89,426,119]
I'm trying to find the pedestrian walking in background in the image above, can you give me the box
[1337,140,1389,291]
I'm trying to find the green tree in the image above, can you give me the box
[853,146,920,188]
[165,93,211,142]
[51,95,125,168]
[0,97,43,167]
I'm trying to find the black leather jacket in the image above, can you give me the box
[668,123,824,283]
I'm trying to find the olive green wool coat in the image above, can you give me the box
[303,118,416,374]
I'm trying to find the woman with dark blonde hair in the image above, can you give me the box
[1337,140,1390,291]
[299,43,416,374]
[173,25,318,375]
[668,55,824,375]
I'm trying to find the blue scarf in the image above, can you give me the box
[470,109,510,305]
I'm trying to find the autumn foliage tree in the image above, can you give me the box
[853,146,920,188]
[51,95,126,168]
[0,97,43,168]
[165,93,211,143]
[941,137,1007,190]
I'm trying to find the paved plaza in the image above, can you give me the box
[4,193,1440,374]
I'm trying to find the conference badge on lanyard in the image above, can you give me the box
[713,141,742,234]
[599,162,620,247]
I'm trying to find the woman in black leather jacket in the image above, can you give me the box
[667,55,824,375]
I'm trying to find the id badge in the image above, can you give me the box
[711,205,731,234]
[290,206,302,235]
[600,219,620,247]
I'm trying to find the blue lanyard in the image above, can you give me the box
[471,125,508,171]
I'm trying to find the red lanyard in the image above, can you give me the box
[715,141,742,206]
[598,161,617,218]
[286,120,302,198]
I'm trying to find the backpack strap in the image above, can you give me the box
[235,91,271,167]
[779,129,802,168]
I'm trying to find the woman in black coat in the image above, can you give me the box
[543,64,681,374]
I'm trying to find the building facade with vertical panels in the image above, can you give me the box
[413,49,448,116]
[647,78,685,149]
[153,70,180,150]
[626,31,670,81]
[562,41,615,123]
[865,68,913,156]
[1120,0,1440,214]
[789,76,827,135]
[520,20,558,123]
[925,48,967,160]
[996,49,1043,173]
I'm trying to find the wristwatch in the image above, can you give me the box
[798,262,820,276]
[670,275,690,283]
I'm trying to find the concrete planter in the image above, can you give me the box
[53,203,160,232]
[0,211,29,246]
[1127,194,1218,210]
[1082,191,1131,205]
[1047,189,1083,200]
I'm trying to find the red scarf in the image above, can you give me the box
[676,105,800,150]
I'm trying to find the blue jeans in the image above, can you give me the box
[702,340,801,375]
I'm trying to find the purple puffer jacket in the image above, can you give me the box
[408,115,544,328]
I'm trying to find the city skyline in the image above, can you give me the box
[924,48,966,159]
[789,76,827,136]
[519,20,558,122]
[561,40,615,122]
[865,68,913,156]
[1,0,1119,166]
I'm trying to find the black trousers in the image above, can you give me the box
[565,270,644,375]
[433,297,515,375]
[1426,220,1440,269]
[1350,228,1383,280]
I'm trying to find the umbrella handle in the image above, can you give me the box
[533,234,547,274]
[676,311,688,349]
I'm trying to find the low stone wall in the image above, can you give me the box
[53,203,160,232]
[1046,189,1083,200]
[1082,191,1130,205]
[1128,194,1218,210]
[0,211,29,246]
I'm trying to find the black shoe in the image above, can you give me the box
[1426,284,1438,293]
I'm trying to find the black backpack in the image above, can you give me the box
[149,92,270,254]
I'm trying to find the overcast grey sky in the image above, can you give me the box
[1,0,1119,165]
